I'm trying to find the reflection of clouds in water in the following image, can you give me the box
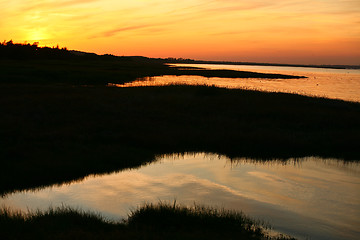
[1,153,360,240]
[1,170,251,217]
[77,171,250,205]
[248,171,287,183]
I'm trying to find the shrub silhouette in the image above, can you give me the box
[0,40,80,60]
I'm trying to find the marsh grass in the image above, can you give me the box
[0,206,123,240]
[0,203,295,240]
[128,201,271,236]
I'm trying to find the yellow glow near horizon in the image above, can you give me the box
[1,0,359,65]
[25,28,50,43]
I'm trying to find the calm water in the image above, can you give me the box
[111,64,360,102]
[1,153,359,240]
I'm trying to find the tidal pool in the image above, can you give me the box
[1,153,359,240]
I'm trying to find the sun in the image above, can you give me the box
[26,28,50,43]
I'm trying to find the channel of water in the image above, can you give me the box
[111,64,360,102]
[1,153,359,240]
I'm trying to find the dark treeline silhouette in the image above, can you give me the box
[0,40,75,60]
[0,40,194,62]
[0,40,155,62]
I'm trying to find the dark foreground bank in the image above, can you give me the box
[0,203,295,240]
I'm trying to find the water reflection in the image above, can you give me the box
[1,153,359,240]
[110,64,360,102]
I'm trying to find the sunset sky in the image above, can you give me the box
[1,0,359,65]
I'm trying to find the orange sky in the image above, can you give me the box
[1,0,360,65]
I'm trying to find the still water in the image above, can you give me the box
[1,153,359,240]
[112,64,360,102]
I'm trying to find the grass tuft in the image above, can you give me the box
[0,203,295,240]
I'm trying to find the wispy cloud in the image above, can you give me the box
[20,0,100,12]
[101,24,154,37]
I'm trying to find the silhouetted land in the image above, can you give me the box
[1,40,306,82]
[0,203,295,240]
[1,42,360,196]
[164,58,360,70]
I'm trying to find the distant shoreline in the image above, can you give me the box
[161,58,360,70]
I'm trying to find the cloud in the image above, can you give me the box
[99,24,154,37]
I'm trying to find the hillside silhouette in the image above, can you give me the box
[1,40,73,59]
[0,41,305,85]
[0,40,140,61]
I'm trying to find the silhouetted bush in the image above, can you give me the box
[0,41,89,60]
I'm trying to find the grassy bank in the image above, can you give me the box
[1,83,359,194]
[0,203,295,240]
